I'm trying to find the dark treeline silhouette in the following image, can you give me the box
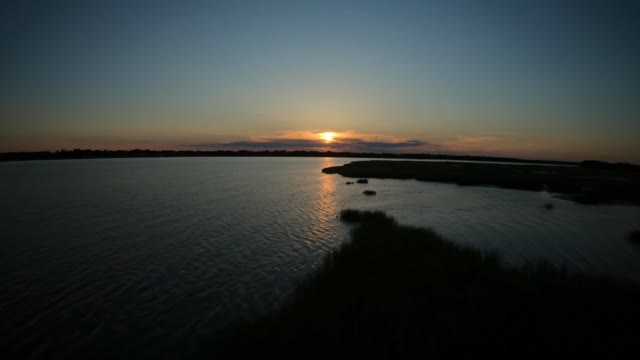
[0,148,578,165]
[580,160,640,172]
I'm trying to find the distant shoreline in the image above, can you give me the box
[0,149,578,165]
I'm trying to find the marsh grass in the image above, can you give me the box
[205,210,640,358]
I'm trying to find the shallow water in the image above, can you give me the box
[1,157,639,358]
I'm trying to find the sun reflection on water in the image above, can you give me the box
[304,158,341,243]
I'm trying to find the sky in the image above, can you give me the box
[1,0,639,162]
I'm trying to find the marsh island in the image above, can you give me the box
[323,160,640,205]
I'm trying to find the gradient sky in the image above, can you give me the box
[1,0,639,162]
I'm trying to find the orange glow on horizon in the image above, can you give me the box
[320,132,336,143]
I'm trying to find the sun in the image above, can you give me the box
[321,132,336,143]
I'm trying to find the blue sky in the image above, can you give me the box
[1,0,639,161]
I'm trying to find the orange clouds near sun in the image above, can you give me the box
[232,129,431,153]
[248,130,412,144]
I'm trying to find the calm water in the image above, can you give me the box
[1,157,639,358]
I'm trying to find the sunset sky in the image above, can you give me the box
[1,0,639,162]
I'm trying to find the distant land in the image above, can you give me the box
[0,148,581,165]
[3,149,639,173]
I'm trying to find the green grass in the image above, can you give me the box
[323,160,640,205]
[204,210,640,358]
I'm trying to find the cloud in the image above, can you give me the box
[438,136,503,153]
[217,139,322,149]
[330,139,428,152]
[435,133,547,158]
[186,130,433,153]
[183,130,551,158]
[181,130,637,162]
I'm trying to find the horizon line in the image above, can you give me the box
[0,148,618,166]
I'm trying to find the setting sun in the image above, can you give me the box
[321,132,336,143]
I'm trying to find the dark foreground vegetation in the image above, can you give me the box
[323,160,640,205]
[206,210,640,358]
[628,230,640,244]
[0,148,576,165]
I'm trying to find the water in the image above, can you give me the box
[1,157,639,358]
